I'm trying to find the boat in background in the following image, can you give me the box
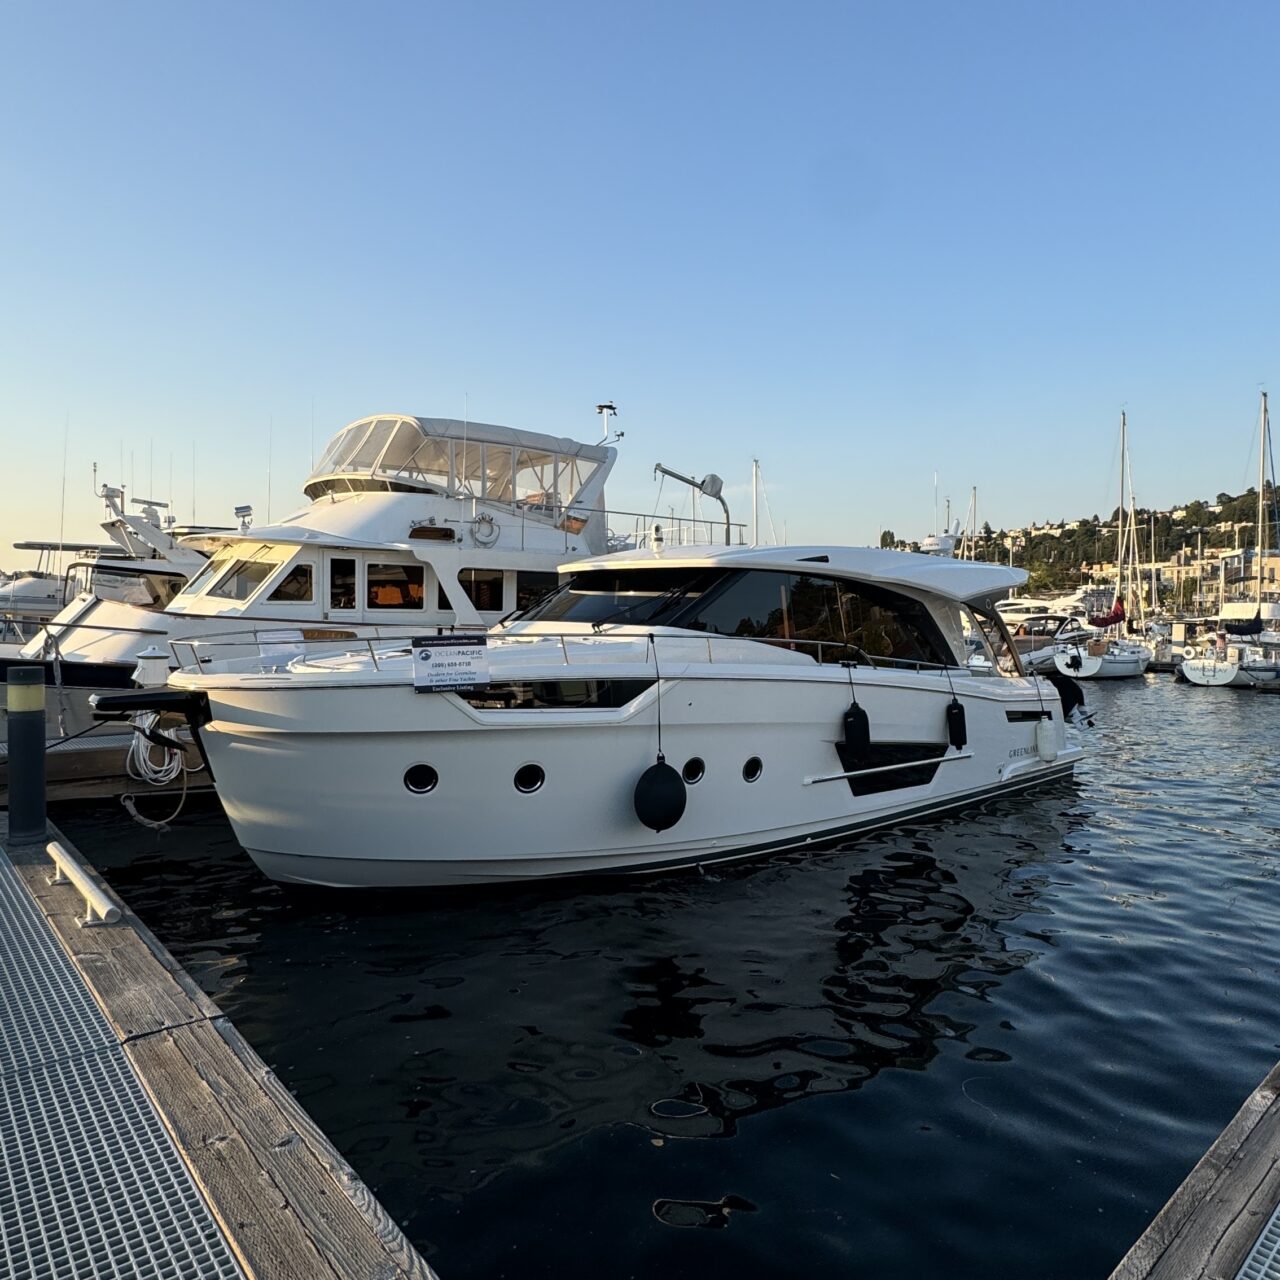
[8,411,741,799]
[1055,412,1150,680]
[1183,393,1280,688]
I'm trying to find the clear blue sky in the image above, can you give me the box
[3,1,1278,562]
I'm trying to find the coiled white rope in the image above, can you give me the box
[121,711,195,831]
[125,711,185,786]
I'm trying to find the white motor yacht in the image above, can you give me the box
[8,413,735,796]
[102,546,1085,887]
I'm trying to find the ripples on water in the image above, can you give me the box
[60,678,1280,1279]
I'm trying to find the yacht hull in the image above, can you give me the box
[187,672,1082,887]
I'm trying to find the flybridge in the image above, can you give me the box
[302,415,614,518]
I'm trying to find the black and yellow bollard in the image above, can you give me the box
[7,665,47,843]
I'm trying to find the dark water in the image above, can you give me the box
[58,677,1280,1280]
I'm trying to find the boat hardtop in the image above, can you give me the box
[557,543,1028,607]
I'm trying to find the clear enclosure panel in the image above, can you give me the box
[390,435,452,490]
[345,418,398,472]
[515,451,558,507]
[484,445,515,503]
[374,420,423,476]
[556,456,598,507]
[455,442,484,497]
[313,423,363,475]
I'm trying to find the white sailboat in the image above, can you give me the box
[1052,411,1150,680]
[1182,392,1280,688]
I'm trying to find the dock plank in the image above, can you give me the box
[214,1019,437,1280]
[128,1023,340,1280]
[0,812,438,1280]
[131,1019,428,1280]
[1110,1063,1280,1280]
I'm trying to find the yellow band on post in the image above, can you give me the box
[7,685,46,714]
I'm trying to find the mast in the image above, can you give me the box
[751,459,757,546]
[1258,391,1269,611]
[1150,511,1157,612]
[1116,411,1127,628]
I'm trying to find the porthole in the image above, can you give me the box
[514,763,545,794]
[742,756,763,783]
[404,764,438,794]
[682,757,705,785]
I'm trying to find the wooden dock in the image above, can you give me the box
[0,812,438,1280]
[1110,1061,1280,1279]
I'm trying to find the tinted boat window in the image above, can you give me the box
[439,568,505,612]
[329,558,356,610]
[268,564,313,603]
[519,568,716,626]
[516,571,559,611]
[677,570,953,666]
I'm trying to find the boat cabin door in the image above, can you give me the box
[324,553,360,621]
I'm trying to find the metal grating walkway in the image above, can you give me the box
[0,847,244,1280]
[1238,1203,1280,1280]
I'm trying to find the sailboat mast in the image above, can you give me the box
[1258,392,1269,609]
[1116,411,1127,619]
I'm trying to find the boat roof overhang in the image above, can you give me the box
[557,544,1029,607]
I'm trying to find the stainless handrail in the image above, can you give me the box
[166,622,973,680]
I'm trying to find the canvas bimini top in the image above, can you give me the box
[558,543,1028,607]
[303,415,616,510]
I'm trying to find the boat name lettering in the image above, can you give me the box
[1008,745,1038,759]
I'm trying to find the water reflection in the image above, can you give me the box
[63,783,1084,1198]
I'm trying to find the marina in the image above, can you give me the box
[2,665,1278,1277]
[7,7,1280,1275]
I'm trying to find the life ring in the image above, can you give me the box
[473,514,500,547]
[1182,645,1196,659]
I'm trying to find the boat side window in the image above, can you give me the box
[519,568,716,625]
[207,559,275,601]
[329,558,357,610]
[368,563,425,610]
[675,571,954,666]
[268,563,314,603]
[516,571,559,612]
[676,569,793,640]
[440,568,504,612]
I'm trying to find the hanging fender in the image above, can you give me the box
[842,699,871,766]
[945,697,967,751]
[634,754,687,831]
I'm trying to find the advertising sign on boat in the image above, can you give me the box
[413,634,490,692]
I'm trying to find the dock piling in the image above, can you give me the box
[6,664,46,843]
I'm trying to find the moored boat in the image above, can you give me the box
[100,545,1086,887]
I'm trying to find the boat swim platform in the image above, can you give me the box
[1110,1060,1280,1280]
[0,812,438,1280]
